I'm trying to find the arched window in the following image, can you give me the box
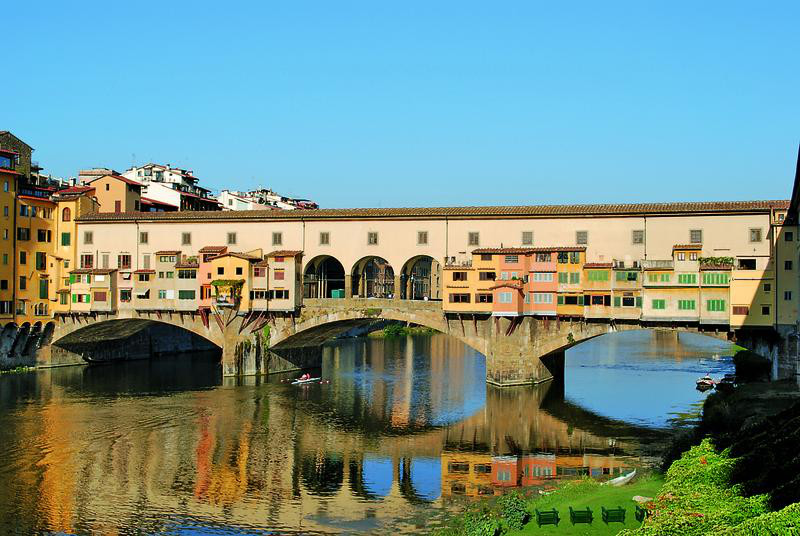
[62,207,71,222]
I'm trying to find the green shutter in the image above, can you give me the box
[72,293,77,303]
[69,274,75,284]
[558,272,568,284]
[570,272,580,284]
[635,296,642,307]
[39,279,48,299]
[557,295,564,305]
[578,295,584,305]
[614,296,621,307]
[61,232,70,246]
[615,271,625,281]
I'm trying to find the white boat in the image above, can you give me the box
[603,469,636,486]
[696,374,715,389]
[291,377,321,385]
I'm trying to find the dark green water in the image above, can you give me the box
[0,330,732,534]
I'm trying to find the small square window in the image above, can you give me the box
[367,232,378,245]
[761,305,770,316]
[84,231,93,244]
[235,267,243,275]
[217,267,224,275]
[522,231,533,245]
[786,231,794,242]
[272,232,282,246]
[319,232,330,245]
[417,231,428,245]
[785,291,793,301]
[632,230,644,245]
[576,231,588,245]
[786,260,794,270]
[749,228,762,243]
[139,231,148,244]
[468,232,479,246]
[690,229,703,244]
[764,283,771,292]
[227,232,237,245]
[182,232,191,245]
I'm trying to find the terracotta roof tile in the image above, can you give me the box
[75,199,791,223]
[583,262,614,268]
[267,250,303,257]
[133,269,155,274]
[211,252,261,262]
[70,268,117,275]
[155,250,181,255]
[198,245,227,253]
[673,244,703,250]
[175,259,199,268]
[473,246,586,254]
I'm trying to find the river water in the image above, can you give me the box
[0,330,732,535]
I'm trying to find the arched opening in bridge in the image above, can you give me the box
[351,256,394,298]
[400,255,441,300]
[303,255,345,298]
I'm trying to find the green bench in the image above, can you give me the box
[569,506,593,525]
[602,506,626,524]
[635,503,648,522]
[535,508,560,527]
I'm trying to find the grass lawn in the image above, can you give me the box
[507,474,664,536]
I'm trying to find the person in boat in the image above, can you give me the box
[298,373,310,381]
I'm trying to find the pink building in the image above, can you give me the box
[491,250,531,316]
[527,249,558,316]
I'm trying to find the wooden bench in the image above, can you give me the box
[602,506,626,524]
[635,504,648,522]
[569,506,593,524]
[535,508,560,527]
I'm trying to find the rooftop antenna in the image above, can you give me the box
[131,153,136,169]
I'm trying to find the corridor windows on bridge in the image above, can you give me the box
[468,232,479,246]
[690,229,703,244]
[367,232,378,246]
[227,232,236,245]
[449,293,470,303]
[452,271,468,282]
[139,231,148,244]
[576,230,588,245]
[749,228,763,243]
[522,231,533,245]
[181,232,191,246]
[417,231,428,245]
[272,232,282,246]
[319,231,330,245]
[632,229,645,244]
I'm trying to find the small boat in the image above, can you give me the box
[715,374,737,392]
[603,469,636,487]
[291,377,321,385]
[696,374,715,390]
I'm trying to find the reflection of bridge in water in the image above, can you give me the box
[1,335,667,535]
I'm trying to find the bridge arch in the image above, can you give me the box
[399,255,441,300]
[351,256,395,299]
[302,254,346,298]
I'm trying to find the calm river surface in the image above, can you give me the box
[0,330,732,535]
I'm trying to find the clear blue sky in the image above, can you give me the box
[4,1,798,208]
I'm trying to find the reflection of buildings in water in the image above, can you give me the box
[440,451,634,498]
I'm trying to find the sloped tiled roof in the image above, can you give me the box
[583,262,614,268]
[267,250,303,257]
[673,244,703,250]
[198,245,227,253]
[473,246,586,254]
[76,199,791,223]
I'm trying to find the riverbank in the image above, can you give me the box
[368,324,438,337]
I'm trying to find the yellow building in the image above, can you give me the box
[556,248,585,316]
[0,149,19,320]
[209,252,261,311]
[87,174,142,213]
[15,183,57,323]
[773,208,799,329]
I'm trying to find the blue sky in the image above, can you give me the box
[4,1,798,208]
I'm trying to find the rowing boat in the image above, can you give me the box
[291,377,321,385]
[603,469,636,487]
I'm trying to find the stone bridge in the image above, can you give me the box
[29,297,786,387]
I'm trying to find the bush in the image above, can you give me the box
[382,323,406,337]
[498,491,529,530]
[719,502,800,535]
[733,349,771,379]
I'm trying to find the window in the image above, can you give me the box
[254,267,266,277]
[569,272,580,284]
[738,258,756,270]
[706,299,726,312]
[558,272,568,284]
[142,254,151,269]
[468,232,480,246]
[367,232,378,245]
[235,267,243,276]
[749,228,762,242]
[677,252,685,261]
[274,256,284,263]
[661,273,671,282]
[784,291,793,301]
[139,232,148,244]
[137,273,151,282]
[19,276,26,290]
[764,283,771,292]
[227,232,237,245]
[217,267,224,275]
[652,299,666,310]
[120,289,132,302]
[690,229,703,244]
[761,305,771,316]
[39,279,49,299]
[479,271,495,281]
[576,231,588,245]
[1,254,5,265]
[498,292,513,303]
[480,254,492,261]
[36,229,51,243]
[452,271,468,282]
[35,252,46,270]
[181,232,191,245]
[19,251,26,265]
[93,291,107,302]
[178,290,196,300]
[80,254,93,268]
[178,270,196,279]
[17,228,30,241]
[84,231,93,244]
[563,295,580,305]
[158,289,167,299]
[0,280,5,290]
[62,207,71,221]
[785,231,794,242]
[505,255,519,264]
[118,254,131,269]
[2,206,5,217]
[105,183,110,191]
[271,289,290,299]
[533,292,554,304]
[678,273,697,284]
[417,231,428,245]
[448,293,470,303]
[522,231,533,245]
[587,270,609,282]
[476,293,493,303]
[732,306,749,315]
[274,270,285,280]
[615,271,638,281]
[632,230,645,245]
[533,272,554,282]
[702,272,730,285]
[569,251,581,264]
[59,293,68,305]
[19,205,29,217]
[158,255,176,263]
[557,252,569,264]
[320,232,330,245]
[785,260,793,270]
[272,232,282,246]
